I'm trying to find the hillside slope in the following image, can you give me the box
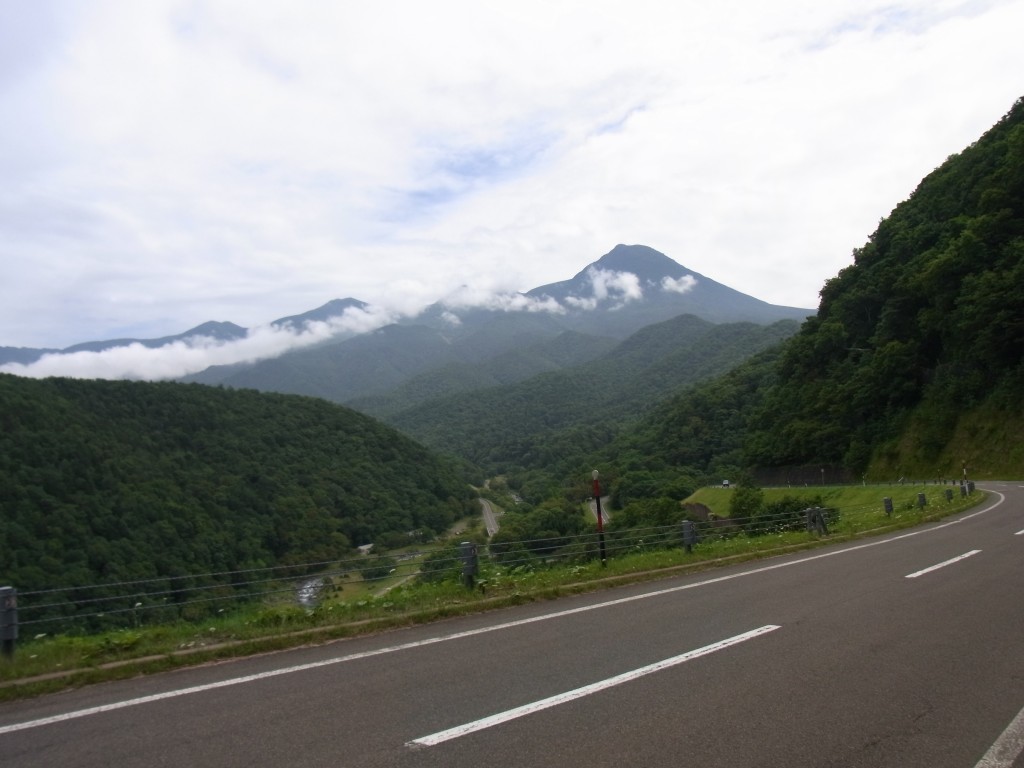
[388,315,800,477]
[0,375,475,592]
[613,97,1024,482]
[745,97,1024,476]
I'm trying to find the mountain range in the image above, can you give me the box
[1,245,812,408]
[187,245,812,403]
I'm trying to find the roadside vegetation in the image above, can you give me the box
[0,482,984,701]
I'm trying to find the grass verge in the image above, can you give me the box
[0,485,985,702]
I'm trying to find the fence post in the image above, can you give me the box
[460,542,479,590]
[681,520,697,554]
[805,507,828,536]
[0,587,17,659]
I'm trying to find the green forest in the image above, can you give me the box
[603,97,1024,500]
[743,96,1024,476]
[0,376,475,592]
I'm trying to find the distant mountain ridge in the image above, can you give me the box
[177,245,813,404]
[1,247,814,400]
[0,299,367,367]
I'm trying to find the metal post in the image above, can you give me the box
[0,587,17,660]
[806,507,828,535]
[460,541,478,589]
[681,520,697,554]
[592,470,607,566]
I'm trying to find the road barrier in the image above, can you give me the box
[4,489,980,643]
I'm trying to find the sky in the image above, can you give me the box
[1,0,1022,378]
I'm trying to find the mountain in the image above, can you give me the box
[384,314,801,477]
[523,244,810,336]
[0,299,365,367]
[181,246,813,404]
[270,297,368,330]
[348,330,619,419]
[63,321,248,355]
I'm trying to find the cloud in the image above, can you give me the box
[0,0,1021,351]
[0,303,395,380]
[440,284,566,315]
[589,267,644,302]
[662,275,697,295]
[564,267,645,310]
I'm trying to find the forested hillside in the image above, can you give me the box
[0,375,475,591]
[743,97,1024,476]
[608,97,1024,487]
[388,315,799,484]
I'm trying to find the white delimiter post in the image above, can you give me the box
[592,470,607,566]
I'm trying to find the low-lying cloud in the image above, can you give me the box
[1,267,698,381]
[0,304,395,381]
[662,275,697,294]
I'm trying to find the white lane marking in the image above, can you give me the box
[975,703,1024,767]
[1,491,1007,736]
[905,550,982,579]
[1015,530,1024,536]
[407,625,781,748]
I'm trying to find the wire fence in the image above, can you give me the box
[6,489,972,636]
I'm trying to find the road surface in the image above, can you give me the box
[2,482,1023,767]
[480,498,501,537]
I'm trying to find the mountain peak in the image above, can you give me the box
[588,244,692,282]
[271,298,367,330]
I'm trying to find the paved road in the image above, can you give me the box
[3,483,1023,767]
[480,498,500,537]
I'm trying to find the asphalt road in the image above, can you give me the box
[480,498,500,537]
[2,483,1023,768]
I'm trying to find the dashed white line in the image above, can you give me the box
[905,550,982,579]
[407,624,781,748]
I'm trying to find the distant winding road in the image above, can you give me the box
[480,498,501,537]
[3,483,1024,767]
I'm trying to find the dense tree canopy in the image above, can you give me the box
[573,97,1024,486]
[744,97,1024,472]
[0,376,475,591]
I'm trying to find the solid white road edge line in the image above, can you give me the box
[406,624,781,748]
[905,549,982,578]
[0,491,1006,737]
[975,702,1024,768]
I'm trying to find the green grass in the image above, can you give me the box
[0,485,985,701]
[689,482,961,520]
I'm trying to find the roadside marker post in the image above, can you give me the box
[460,542,479,589]
[0,587,17,659]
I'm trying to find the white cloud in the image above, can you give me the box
[0,303,395,380]
[588,267,644,303]
[662,275,697,295]
[0,0,1021,353]
[441,284,566,315]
